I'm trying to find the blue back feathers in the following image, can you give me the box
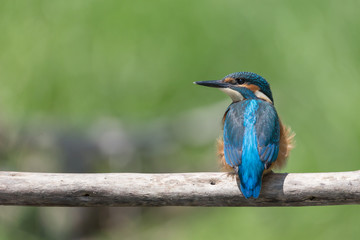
[223,87,280,199]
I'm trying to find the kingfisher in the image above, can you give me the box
[195,72,293,199]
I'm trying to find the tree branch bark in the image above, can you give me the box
[0,171,359,207]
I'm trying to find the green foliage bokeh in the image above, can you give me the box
[0,0,360,239]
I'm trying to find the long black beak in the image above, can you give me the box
[194,80,229,88]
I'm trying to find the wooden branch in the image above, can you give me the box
[0,171,359,207]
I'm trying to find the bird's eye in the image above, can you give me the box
[235,78,245,84]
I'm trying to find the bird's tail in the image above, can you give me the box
[238,166,263,199]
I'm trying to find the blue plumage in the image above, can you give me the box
[223,93,280,198]
[223,72,274,103]
[195,72,283,199]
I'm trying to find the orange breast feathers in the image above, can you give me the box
[217,119,294,173]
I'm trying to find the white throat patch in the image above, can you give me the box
[219,88,244,102]
[219,88,273,103]
[254,90,272,103]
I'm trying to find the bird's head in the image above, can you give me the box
[195,72,274,103]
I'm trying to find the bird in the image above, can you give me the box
[195,72,294,199]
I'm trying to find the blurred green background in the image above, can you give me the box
[1,0,360,239]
